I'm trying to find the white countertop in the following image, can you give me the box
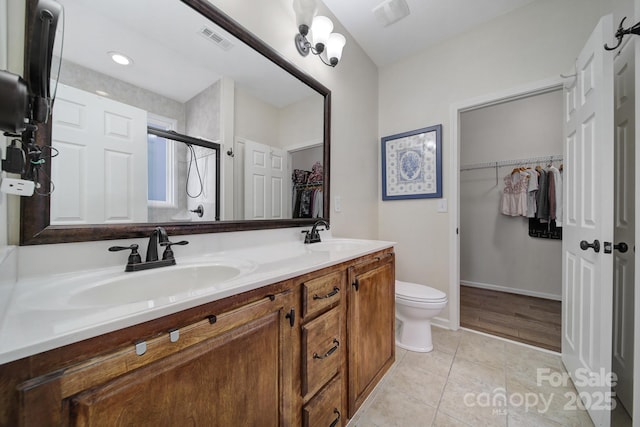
[0,236,393,365]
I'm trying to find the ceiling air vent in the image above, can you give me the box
[373,0,410,28]
[198,26,234,51]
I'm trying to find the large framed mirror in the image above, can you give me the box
[20,0,330,245]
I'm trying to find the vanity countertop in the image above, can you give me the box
[0,237,394,365]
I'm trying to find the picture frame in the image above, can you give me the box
[381,124,442,200]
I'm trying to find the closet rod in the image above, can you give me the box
[460,155,563,172]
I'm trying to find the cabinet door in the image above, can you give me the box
[17,292,295,427]
[347,253,395,417]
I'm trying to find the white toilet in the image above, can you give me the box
[395,280,448,352]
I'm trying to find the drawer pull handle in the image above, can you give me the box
[313,287,340,300]
[313,339,340,360]
[329,409,341,427]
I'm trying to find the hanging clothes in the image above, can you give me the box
[536,168,549,222]
[312,189,323,218]
[501,171,529,216]
[547,170,556,221]
[525,169,539,218]
[547,165,563,226]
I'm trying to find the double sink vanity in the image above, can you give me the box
[2,0,397,424]
[0,229,396,426]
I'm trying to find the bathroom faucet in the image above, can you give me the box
[302,219,330,244]
[146,227,169,262]
[109,227,189,272]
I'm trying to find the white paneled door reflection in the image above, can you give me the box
[51,84,148,224]
[243,139,286,220]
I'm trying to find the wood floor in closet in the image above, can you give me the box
[460,285,561,352]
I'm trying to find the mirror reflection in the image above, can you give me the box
[51,0,324,226]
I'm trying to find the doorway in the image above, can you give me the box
[458,89,564,351]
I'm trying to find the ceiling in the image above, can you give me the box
[322,0,537,67]
[57,0,315,107]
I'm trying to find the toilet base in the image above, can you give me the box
[396,341,433,353]
[395,319,434,353]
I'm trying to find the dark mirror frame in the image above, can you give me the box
[20,0,331,245]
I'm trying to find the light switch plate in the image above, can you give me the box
[334,196,342,212]
[437,198,448,213]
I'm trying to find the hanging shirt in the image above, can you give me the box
[548,166,563,226]
[526,169,539,218]
[547,169,556,221]
[501,171,529,216]
[536,169,549,222]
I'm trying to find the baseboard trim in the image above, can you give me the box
[431,316,451,329]
[460,280,561,301]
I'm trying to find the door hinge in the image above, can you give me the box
[353,278,360,291]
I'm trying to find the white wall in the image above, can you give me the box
[5,0,24,245]
[378,0,619,321]
[460,90,563,299]
[278,95,323,148]
[234,87,279,147]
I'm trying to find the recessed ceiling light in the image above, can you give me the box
[95,90,109,97]
[108,51,133,66]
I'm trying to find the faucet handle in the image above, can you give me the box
[160,240,189,260]
[108,244,142,265]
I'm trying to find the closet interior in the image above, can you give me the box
[459,89,564,352]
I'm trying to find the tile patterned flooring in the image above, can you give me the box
[348,327,631,427]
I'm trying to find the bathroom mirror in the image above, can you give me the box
[21,0,330,245]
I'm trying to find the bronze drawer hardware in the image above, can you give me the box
[312,287,340,300]
[313,339,340,360]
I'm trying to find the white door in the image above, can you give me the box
[51,84,148,224]
[562,15,615,427]
[243,139,286,220]
[612,38,635,415]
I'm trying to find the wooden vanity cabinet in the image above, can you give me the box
[13,288,296,427]
[0,248,395,427]
[347,252,396,417]
[297,268,347,427]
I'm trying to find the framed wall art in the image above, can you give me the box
[381,124,442,200]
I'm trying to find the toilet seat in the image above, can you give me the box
[396,280,447,303]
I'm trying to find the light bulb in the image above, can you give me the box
[293,0,317,35]
[326,33,346,66]
[310,16,333,53]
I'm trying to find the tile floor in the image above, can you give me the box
[347,327,631,427]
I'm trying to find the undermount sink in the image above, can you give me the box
[68,264,244,307]
[305,239,368,252]
[20,259,256,310]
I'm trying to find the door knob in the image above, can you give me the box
[580,239,600,253]
[614,242,629,253]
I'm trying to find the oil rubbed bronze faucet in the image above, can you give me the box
[302,219,330,244]
[109,227,189,272]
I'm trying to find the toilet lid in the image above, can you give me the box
[396,280,447,302]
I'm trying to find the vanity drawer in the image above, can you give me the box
[302,307,341,397]
[302,271,343,318]
[302,374,343,427]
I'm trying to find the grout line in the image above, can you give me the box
[460,327,560,356]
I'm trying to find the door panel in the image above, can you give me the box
[51,84,148,224]
[612,38,635,414]
[562,15,614,427]
[244,139,286,220]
